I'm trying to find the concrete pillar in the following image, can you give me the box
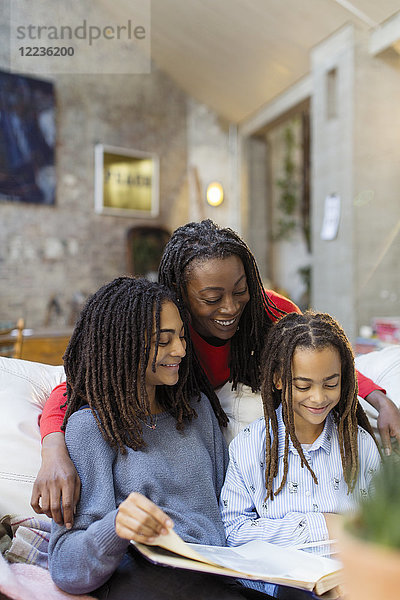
[311,25,356,338]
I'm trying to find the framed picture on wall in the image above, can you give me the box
[0,70,56,205]
[94,144,159,217]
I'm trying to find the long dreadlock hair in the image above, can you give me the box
[159,219,286,391]
[261,310,380,500]
[62,277,222,453]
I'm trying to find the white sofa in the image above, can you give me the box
[1,347,399,519]
[356,345,400,431]
[0,357,65,517]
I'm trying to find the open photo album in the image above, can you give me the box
[131,529,343,598]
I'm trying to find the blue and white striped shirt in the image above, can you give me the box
[220,405,380,548]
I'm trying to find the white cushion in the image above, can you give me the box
[217,382,263,444]
[356,345,400,432]
[0,357,65,517]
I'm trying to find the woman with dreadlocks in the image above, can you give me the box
[156,220,396,443]
[48,277,269,600]
[33,219,398,527]
[220,311,381,598]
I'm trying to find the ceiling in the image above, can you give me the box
[105,0,400,123]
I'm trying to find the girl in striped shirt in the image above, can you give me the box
[220,311,381,598]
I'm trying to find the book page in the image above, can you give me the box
[135,529,341,585]
[186,540,340,582]
[147,529,217,566]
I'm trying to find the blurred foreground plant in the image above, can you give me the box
[346,455,400,550]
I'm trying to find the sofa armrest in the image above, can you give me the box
[0,357,66,518]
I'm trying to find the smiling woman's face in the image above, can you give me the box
[145,301,187,391]
[183,255,250,341]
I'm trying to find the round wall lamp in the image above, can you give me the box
[206,181,224,207]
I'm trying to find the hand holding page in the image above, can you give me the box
[146,529,214,565]
[131,530,343,597]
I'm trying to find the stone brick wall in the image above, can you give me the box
[0,64,190,328]
[0,57,237,328]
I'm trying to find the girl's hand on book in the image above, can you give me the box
[116,492,174,544]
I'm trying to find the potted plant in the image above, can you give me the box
[339,455,400,600]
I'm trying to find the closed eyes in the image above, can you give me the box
[202,288,248,304]
[295,382,339,391]
[158,331,186,346]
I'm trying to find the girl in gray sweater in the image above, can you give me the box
[48,277,269,600]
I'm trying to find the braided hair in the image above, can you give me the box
[159,219,285,391]
[261,310,380,500]
[62,277,223,453]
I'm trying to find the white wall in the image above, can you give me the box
[310,25,356,338]
[353,33,400,330]
[186,99,237,230]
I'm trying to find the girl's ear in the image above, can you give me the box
[273,373,283,390]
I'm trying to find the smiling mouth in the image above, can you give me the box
[160,363,180,368]
[213,317,238,327]
[304,405,329,414]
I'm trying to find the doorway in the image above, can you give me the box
[126,226,170,281]
[246,103,311,310]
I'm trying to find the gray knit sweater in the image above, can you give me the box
[48,395,228,594]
